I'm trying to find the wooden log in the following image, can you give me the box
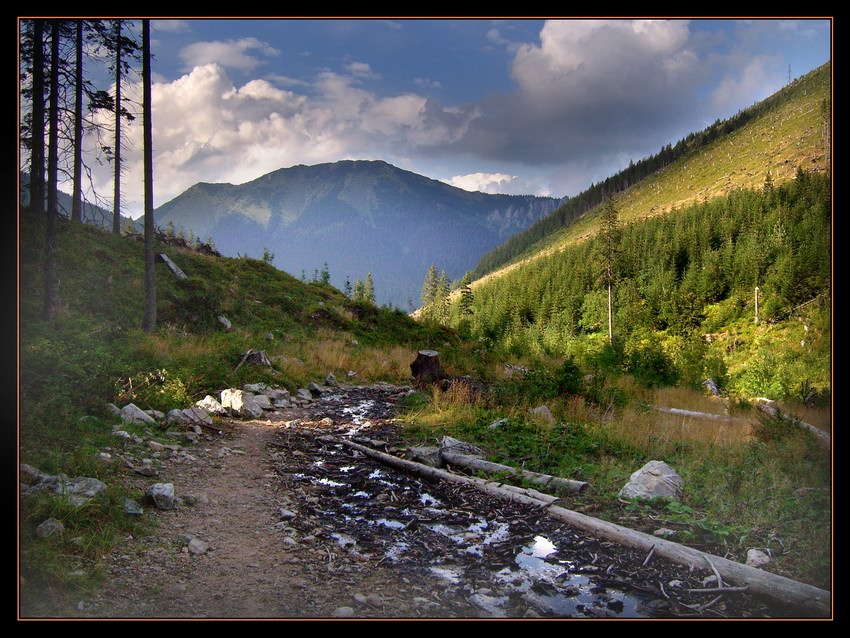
[756,403,831,448]
[653,406,739,422]
[440,450,588,494]
[410,350,447,384]
[329,436,831,616]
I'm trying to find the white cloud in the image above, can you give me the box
[711,55,781,112]
[179,37,280,71]
[265,73,310,87]
[446,172,551,196]
[413,77,442,89]
[86,63,477,214]
[345,61,381,80]
[380,20,403,30]
[152,20,191,33]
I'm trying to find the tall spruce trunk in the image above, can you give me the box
[71,20,83,223]
[43,20,60,320]
[607,280,613,345]
[112,19,122,235]
[29,20,45,215]
[141,19,156,333]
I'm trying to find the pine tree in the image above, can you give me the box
[141,19,156,333]
[364,272,375,305]
[600,199,621,345]
[321,262,331,285]
[344,276,352,298]
[421,264,439,308]
[353,279,365,302]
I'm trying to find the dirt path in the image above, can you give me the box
[65,384,787,619]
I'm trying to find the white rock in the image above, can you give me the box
[187,538,209,555]
[146,483,176,510]
[746,549,771,568]
[488,418,509,429]
[120,403,157,425]
[217,315,232,330]
[618,460,683,500]
[653,528,677,539]
[331,607,355,618]
[195,395,226,415]
[220,389,264,419]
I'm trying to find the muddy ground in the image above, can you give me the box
[27,383,806,619]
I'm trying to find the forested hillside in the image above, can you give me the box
[449,171,831,399]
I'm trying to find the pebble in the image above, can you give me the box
[353,593,368,604]
[36,517,64,539]
[279,508,297,519]
[282,536,298,548]
[331,606,355,618]
[366,594,382,607]
[187,538,209,555]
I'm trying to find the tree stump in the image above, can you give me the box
[410,350,447,384]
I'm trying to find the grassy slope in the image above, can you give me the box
[471,63,830,291]
[19,208,463,614]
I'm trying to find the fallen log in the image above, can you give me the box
[440,450,588,494]
[653,406,739,422]
[755,404,831,448]
[330,436,831,616]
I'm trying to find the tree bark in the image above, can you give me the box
[112,19,122,235]
[29,19,45,215]
[141,19,156,333]
[71,20,83,223]
[440,449,588,494]
[42,20,60,321]
[410,350,446,384]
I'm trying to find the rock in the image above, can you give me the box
[332,607,355,618]
[144,409,165,420]
[440,436,484,457]
[167,409,189,424]
[187,538,209,555]
[410,350,447,384]
[668,579,684,589]
[702,379,722,397]
[147,440,166,452]
[264,332,275,341]
[530,405,556,425]
[273,400,290,409]
[702,575,718,587]
[36,517,64,539]
[253,394,273,410]
[325,373,339,387]
[307,382,325,397]
[266,388,290,401]
[296,389,313,401]
[133,465,158,477]
[346,370,357,379]
[98,452,112,462]
[353,593,368,604]
[282,536,298,548]
[21,463,50,485]
[746,549,771,568]
[220,389,264,419]
[195,395,226,415]
[243,383,267,393]
[366,594,382,607]
[120,403,157,426]
[488,418,509,430]
[618,460,683,500]
[408,447,442,467]
[279,508,297,520]
[106,403,123,418]
[58,477,108,505]
[217,315,232,330]
[123,498,144,516]
[653,528,677,539]
[146,483,176,510]
[235,349,272,369]
[181,407,213,426]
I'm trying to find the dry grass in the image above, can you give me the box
[605,405,754,448]
[778,402,832,432]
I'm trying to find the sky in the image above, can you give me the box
[55,18,831,217]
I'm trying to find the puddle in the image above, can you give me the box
[341,400,376,425]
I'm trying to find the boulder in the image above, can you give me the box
[195,395,226,415]
[325,373,339,387]
[529,405,556,425]
[167,409,189,424]
[220,389,264,419]
[618,460,683,500]
[20,463,50,485]
[181,407,213,426]
[408,447,442,467]
[273,399,290,409]
[120,403,157,426]
[746,549,771,568]
[440,436,484,457]
[144,409,165,420]
[106,403,123,418]
[296,389,313,402]
[253,395,273,410]
[488,418,509,430]
[410,350,447,384]
[123,498,144,516]
[36,518,64,539]
[146,483,176,510]
[307,382,325,397]
[265,388,290,401]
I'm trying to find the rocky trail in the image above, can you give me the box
[58,383,795,619]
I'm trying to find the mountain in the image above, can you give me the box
[153,160,562,307]
[19,172,139,232]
